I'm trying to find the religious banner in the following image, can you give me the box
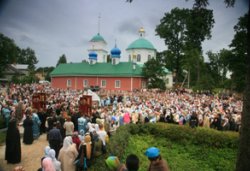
[32,93,46,110]
[79,95,92,116]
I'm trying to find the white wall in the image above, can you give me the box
[126,49,156,65]
[88,41,108,63]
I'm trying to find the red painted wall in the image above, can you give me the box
[51,76,145,91]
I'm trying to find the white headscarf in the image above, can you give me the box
[44,146,51,157]
[48,149,62,171]
[62,136,72,149]
[48,149,56,160]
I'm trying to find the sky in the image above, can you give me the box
[0,0,248,68]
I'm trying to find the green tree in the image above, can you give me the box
[236,7,250,171]
[156,8,188,83]
[0,33,18,77]
[158,50,176,72]
[142,57,166,90]
[107,54,111,63]
[182,48,204,88]
[56,54,67,66]
[156,6,214,85]
[227,14,248,92]
[17,47,38,72]
[206,49,231,88]
[217,49,231,87]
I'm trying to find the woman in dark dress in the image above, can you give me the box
[23,114,34,144]
[5,117,21,164]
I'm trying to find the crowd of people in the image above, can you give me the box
[0,83,243,171]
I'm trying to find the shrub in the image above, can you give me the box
[0,116,6,129]
[130,123,239,148]
[0,131,6,145]
[91,123,239,170]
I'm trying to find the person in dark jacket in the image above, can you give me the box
[37,108,47,134]
[48,122,63,158]
[23,114,34,144]
[5,117,21,164]
[189,112,199,128]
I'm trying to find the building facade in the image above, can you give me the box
[50,28,172,91]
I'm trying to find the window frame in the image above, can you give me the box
[148,55,151,61]
[112,58,116,65]
[83,80,88,87]
[67,79,71,87]
[101,80,106,88]
[137,54,141,62]
[115,80,121,88]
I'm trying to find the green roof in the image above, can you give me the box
[90,33,106,43]
[126,38,156,50]
[50,62,143,77]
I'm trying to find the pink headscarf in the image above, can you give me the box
[42,157,56,171]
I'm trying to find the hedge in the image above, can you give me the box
[0,116,6,129]
[91,123,239,170]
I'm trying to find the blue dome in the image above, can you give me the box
[111,46,121,58]
[89,51,97,60]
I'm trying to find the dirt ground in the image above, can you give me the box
[0,126,49,171]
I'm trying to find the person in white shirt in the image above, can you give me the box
[63,116,74,136]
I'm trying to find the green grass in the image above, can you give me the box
[120,134,237,171]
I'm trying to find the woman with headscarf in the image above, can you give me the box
[48,149,61,171]
[41,157,56,171]
[5,117,21,164]
[32,108,41,139]
[105,156,126,171]
[58,136,78,171]
[75,133,92,171]
[23,112,34,144]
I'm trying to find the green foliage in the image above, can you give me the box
[0,117,6,129]
[0,33,38,79]
[91,125,131,170]
[185,8,214,51]
[227,14,248,92]
[11,74,39,84]
[156,8,188,83]
[0,33,19,77]
[0,131,6,145]
[92,123,238,170]
[17,48,38,71]
[182,48,204,87]
[142,58,166,90]
[56,54,67,66]
[156,6,214,84]
[0,117,6,145]
[123,135,236,171]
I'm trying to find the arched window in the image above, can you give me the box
[148,55,151,61]
[83,80,88,87]
[103,55,106,62]
[112,58,116,65]
[67,79,71,87]
[137,54,141,62]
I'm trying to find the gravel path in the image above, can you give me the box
[0,127,49,171]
